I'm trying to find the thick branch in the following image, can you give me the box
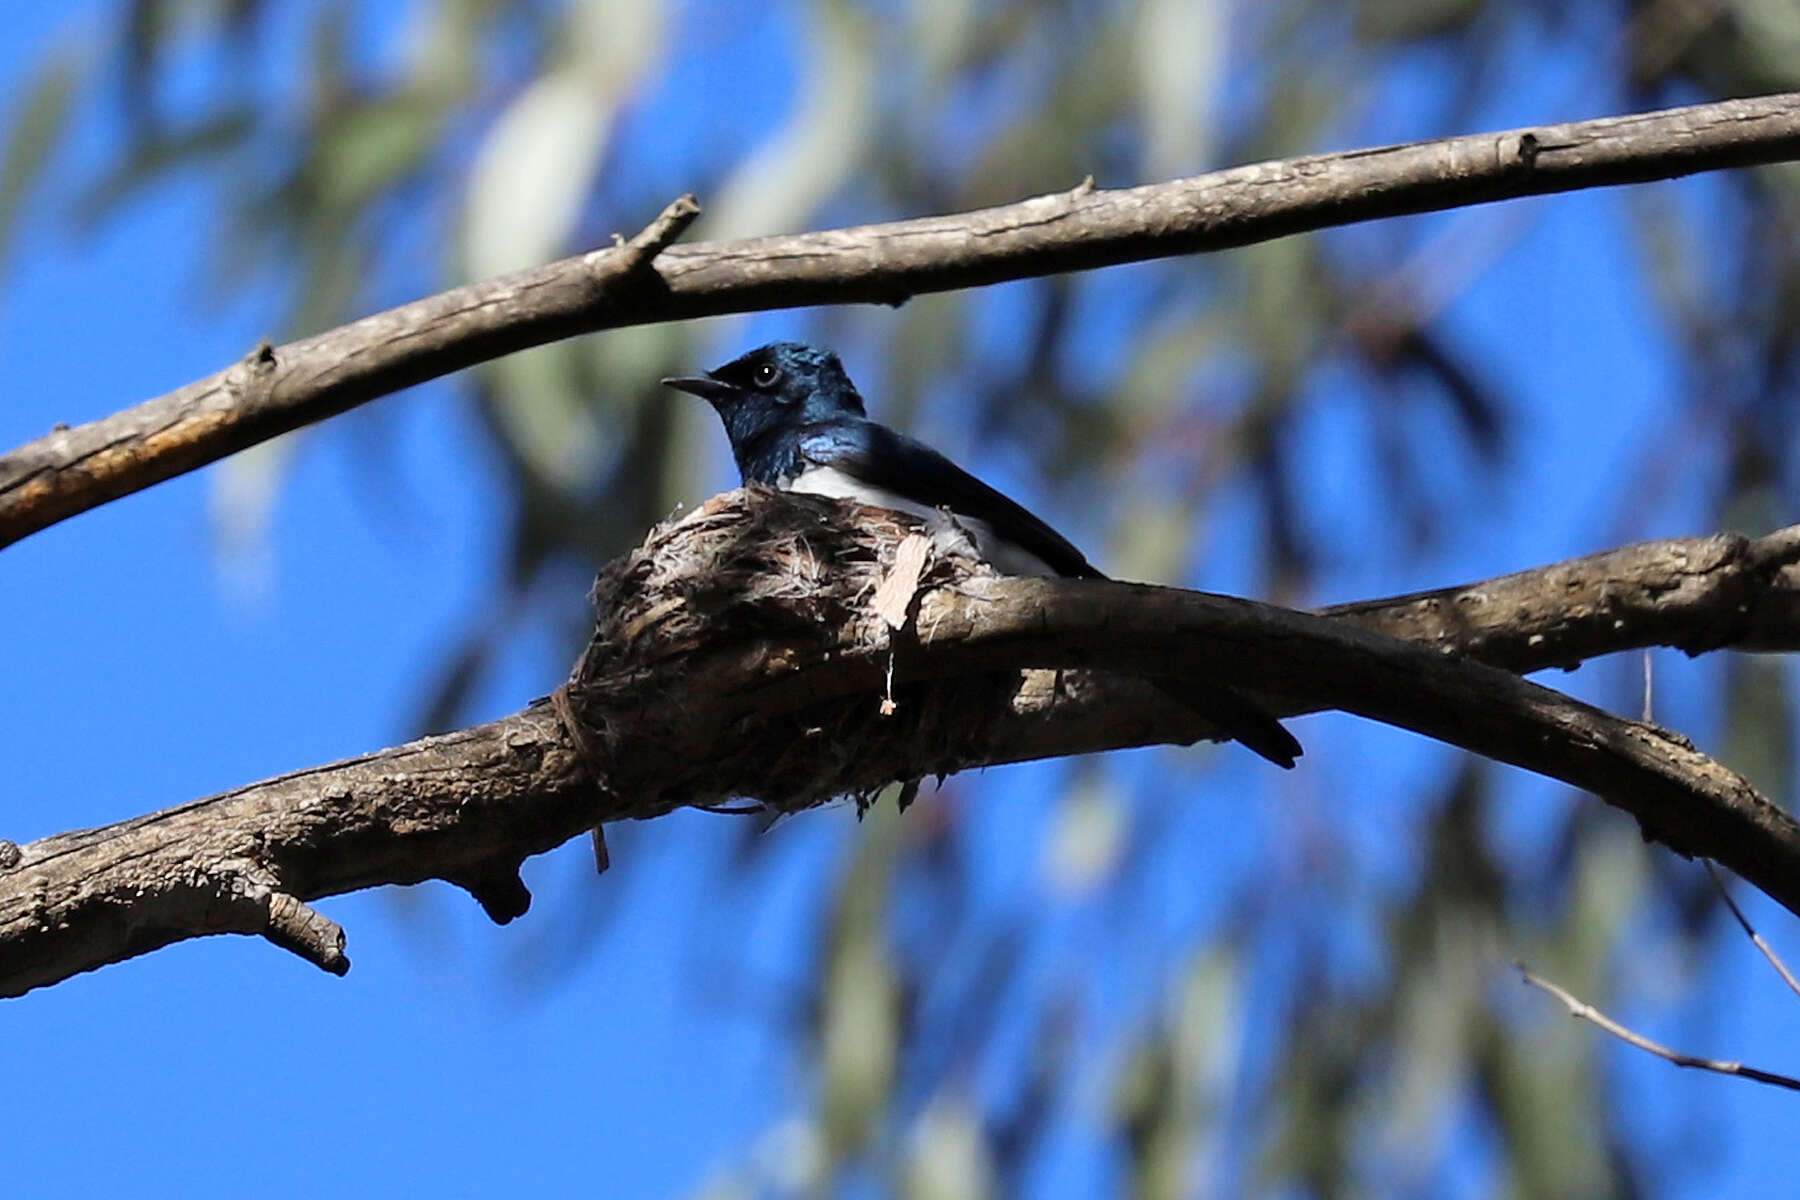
[882,525,1800,768]
[6,94,1800,547]
[0,705,596,997]
[1323,525,1800,668]
[0,196,700,550]
[896,577,1800,920]
[4,492,1799,998]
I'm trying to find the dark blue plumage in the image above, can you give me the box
[665,341,1301,768]
[665,343,1098,577]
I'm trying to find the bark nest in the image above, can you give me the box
[559,487,1022,818]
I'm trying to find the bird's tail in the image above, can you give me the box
[1149,679,1302,769]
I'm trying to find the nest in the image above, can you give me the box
[557,487,1021,818]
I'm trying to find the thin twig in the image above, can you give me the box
[1516,960,1800,1092]
[1707,860,1800,1001]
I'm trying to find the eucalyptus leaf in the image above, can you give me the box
[0,40,81,275]
[700,0,874,240]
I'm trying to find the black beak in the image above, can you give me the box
[661,374,736,402]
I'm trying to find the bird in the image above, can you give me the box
[664,341,1301,769]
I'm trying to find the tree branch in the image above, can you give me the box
[1706,860,1800,1001]
[1516,961,1800,1093]
[1321,525,1800,666]
[0,704,595,997]
[4,492,1799,998]
[6,94,1800,547]
[0,195,700,551]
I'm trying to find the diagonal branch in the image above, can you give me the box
[1517,962,1800,1093]
[1321,524,1800,665]
[0,195,700,551]
[5,94,1800,548]
[1706,861,1800,1001]
[0,704,595,997]
[898,575,1800,916]
[4,491,1800,998]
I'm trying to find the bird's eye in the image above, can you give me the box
[752,362,781,388]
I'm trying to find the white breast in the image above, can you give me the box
[787,464,1057,577]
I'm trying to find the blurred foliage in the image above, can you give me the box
[7,0,1800,1195]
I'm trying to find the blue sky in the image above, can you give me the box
[3,4,1799,1198]
[0,8,788,1196]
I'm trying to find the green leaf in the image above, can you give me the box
[700,0,874,240]
[818,796,904,1175]
[1134,0,1227,178]
[461,0,666,279]
[0,39,82,276]
[73,108,256,231]
[903,1097,995,1200]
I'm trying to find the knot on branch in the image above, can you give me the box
[556,488,1013,819]
[448,858,533,925]
[223,339,280,410]
[206,864,349,977]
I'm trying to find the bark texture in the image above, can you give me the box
[5,94,1800,548]
[3,490,1798,998]
[8,93,1800,999]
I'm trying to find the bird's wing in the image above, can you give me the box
[795,420,1102,578]
[795,420,1304,769]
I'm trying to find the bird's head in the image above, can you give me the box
[663,342,867,450]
